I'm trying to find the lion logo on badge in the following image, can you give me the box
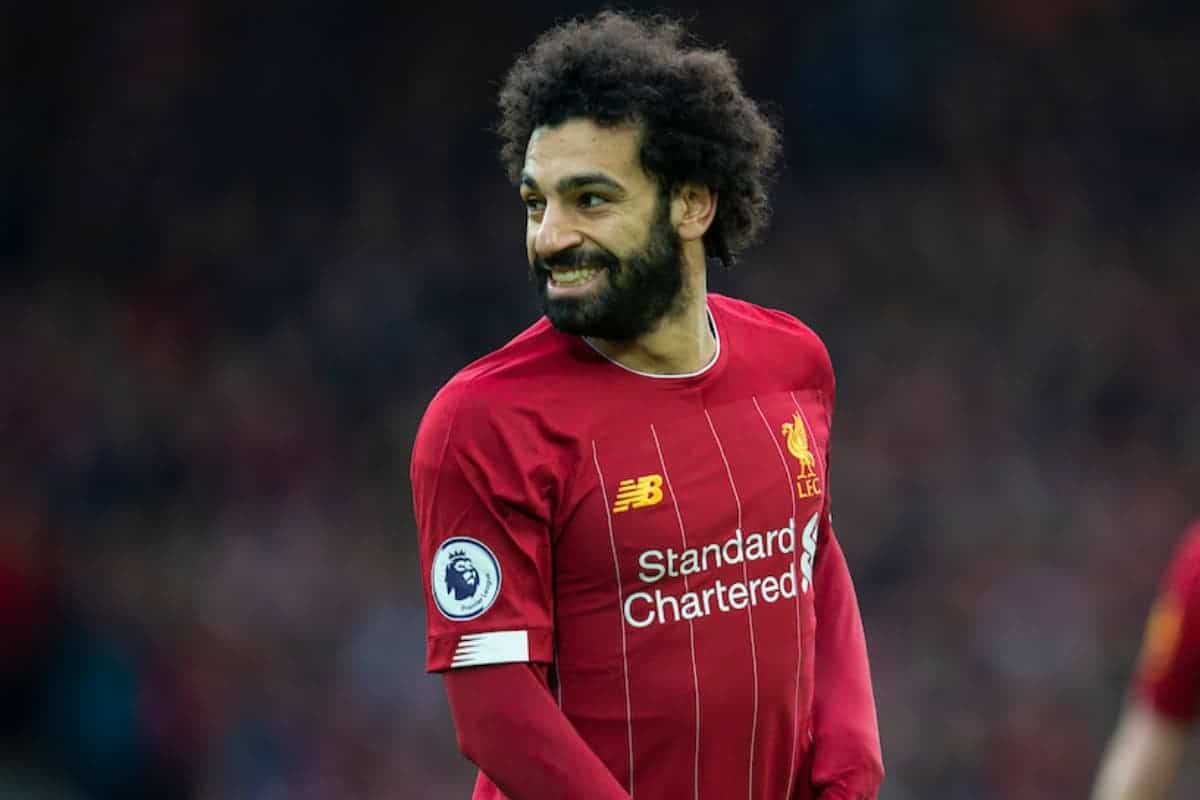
[431,537,501,621]
[444,549,480,600]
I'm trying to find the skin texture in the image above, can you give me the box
[520,119,717,376]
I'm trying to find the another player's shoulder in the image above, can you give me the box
[1166,518,1200,583]
[710,293,834,386]
[412,318,566,456]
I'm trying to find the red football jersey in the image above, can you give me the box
[411,293,882,799]
[1134,519,1200,723]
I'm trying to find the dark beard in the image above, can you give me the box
[530,198,684,341]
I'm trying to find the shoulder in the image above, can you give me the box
[709,293,835,392]
[411,317,568,463]
[1165,519,1200,590]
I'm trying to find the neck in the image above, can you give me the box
[587,255,715,375]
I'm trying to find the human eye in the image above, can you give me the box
[578,192,608,209]
[521,193,545,214]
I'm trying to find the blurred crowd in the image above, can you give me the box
[3,1,1198,798]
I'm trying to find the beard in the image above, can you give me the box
[530,197,685,341]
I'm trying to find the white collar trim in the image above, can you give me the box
[582,306,721,379]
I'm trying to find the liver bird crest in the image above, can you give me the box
[781,413,816,475]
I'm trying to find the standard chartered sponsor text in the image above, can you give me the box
[624,516,814,628]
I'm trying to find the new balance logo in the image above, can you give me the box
[612,474,664,513]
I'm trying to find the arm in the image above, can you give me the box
[412,382,629,797]
[1090,701,1189,800]
[444,663,632,800]
[804,346,882,798]
[809,525,884,799]
[1092,525,1200,799]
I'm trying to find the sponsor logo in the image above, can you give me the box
[431,537,501,621]
[782,413,822,499]
[612,474,664,513]
[623,513,819,628]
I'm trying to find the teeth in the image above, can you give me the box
[550,268,599,285]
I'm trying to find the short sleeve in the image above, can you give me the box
[1133,522,1200,723]
[410,379,556,672]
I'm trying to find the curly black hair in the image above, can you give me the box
[497,10,782,266]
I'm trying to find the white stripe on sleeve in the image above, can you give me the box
[450,630,530,668]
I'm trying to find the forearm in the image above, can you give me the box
[810,530,884,797]
[810,759,883,799]
[444,662,632,800]
[809,720,883,799]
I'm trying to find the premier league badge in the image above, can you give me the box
[432,537,501,620]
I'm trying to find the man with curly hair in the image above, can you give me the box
[411,11,884,799]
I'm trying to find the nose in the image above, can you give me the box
[533,204,584,261]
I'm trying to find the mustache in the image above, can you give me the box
[535,247,620,273]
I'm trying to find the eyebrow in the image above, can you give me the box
[520,172,627,195]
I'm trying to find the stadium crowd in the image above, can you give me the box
[2,1,1198,797]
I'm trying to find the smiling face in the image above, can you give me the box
[520,119,685,341]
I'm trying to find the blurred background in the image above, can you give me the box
[3,1,1199,798]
